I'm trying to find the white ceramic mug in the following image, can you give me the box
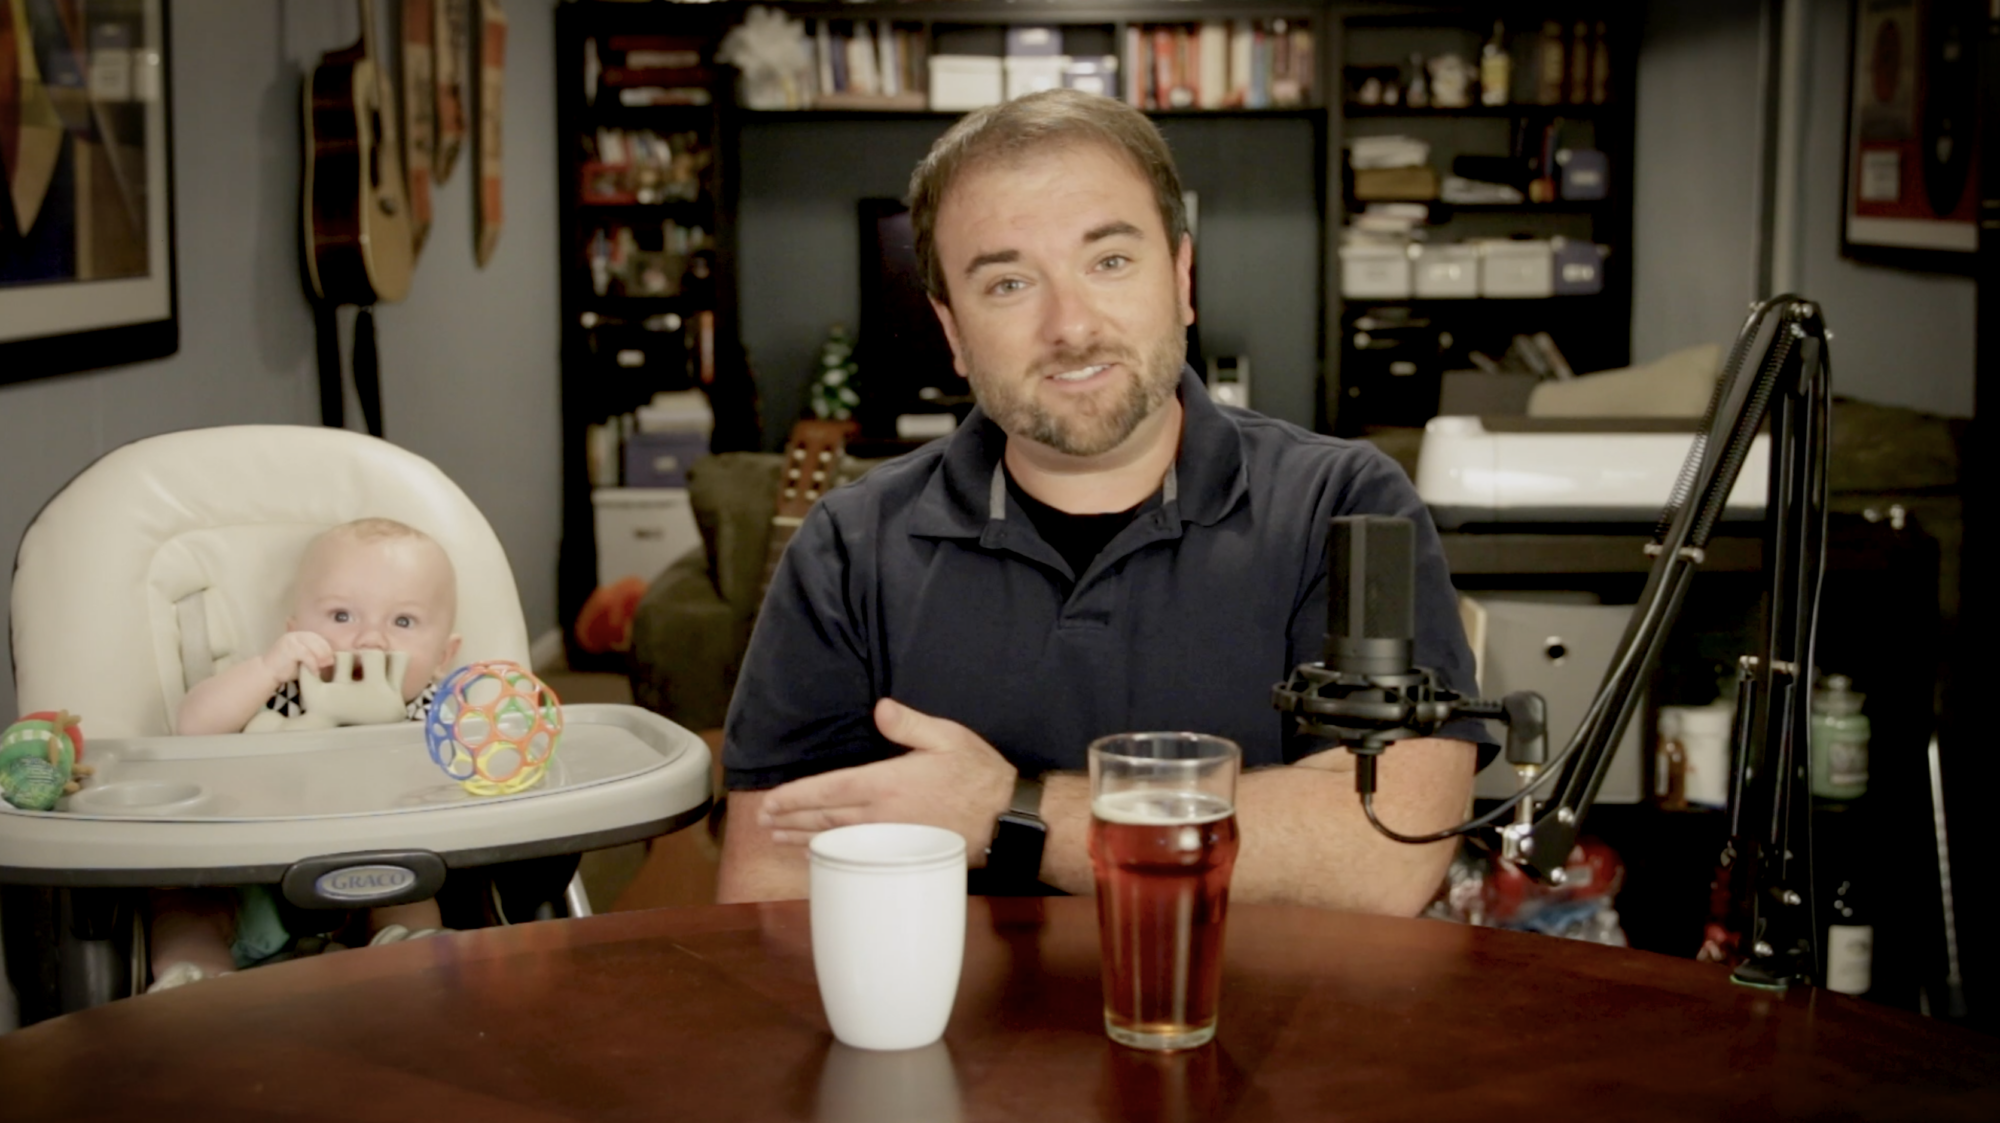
[808,823,967,1051]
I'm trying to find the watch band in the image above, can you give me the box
[985,774,1048,891]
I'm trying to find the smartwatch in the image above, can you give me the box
[984,774,1048,890]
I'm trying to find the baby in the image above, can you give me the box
[150,518,464,991]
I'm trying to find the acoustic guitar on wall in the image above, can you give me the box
[304,0,413,306]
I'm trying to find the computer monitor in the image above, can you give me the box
[856,198,964,440]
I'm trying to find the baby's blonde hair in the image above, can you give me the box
[327,516,432,544]
[298,518,459,616]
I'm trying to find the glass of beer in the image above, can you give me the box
[1087,732,1241,1051]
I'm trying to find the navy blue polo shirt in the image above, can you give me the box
[723,368,1488,790]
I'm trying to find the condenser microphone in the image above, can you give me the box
[1324,515,1416,677]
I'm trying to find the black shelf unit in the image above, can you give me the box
[555,1,751,666]
[1329,6,1640,435]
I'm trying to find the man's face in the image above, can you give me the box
[929,142,1194,460]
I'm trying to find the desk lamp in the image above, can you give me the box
[1275,295,1833,990]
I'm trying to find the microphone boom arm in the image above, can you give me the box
[1274,296,1833,988]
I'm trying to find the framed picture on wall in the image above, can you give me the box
[1842,0,1979,267]
[0,0,176,384]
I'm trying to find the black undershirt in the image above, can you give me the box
[1006,471,1145,580]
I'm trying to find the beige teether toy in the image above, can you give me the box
[244,651,411,732]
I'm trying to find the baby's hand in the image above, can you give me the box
[260,631,335,687]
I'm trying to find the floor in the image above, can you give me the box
[540,670,723,913]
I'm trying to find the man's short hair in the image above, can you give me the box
[908,89,1189,305]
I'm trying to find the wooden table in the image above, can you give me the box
[3,897,1994,1121]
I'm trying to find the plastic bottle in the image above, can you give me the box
[1480,21,1510,106]
[1677,704,1733,809]
[1809,675,1869,801]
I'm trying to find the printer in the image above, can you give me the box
[1415,415,1768,530]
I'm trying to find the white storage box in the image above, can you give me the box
[1479,240,1555,298]
[930,55,1003,111]
[1412,244,1479,298]
[1005,55,1069,100]
[1339,243,1413,299]
[1005,26,1063,57]
[593,487,701,587]
[1062,55,1119,97]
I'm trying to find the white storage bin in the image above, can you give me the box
[1004,55,1069,100]
[1412,244,1479,298]
[1339,243,1413,299]
[593,487,701,587]
[929,55,1003,111]
[1478,240,1555,298]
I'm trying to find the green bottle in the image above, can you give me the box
[1809,675,1869,801]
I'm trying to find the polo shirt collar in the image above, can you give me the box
[907,366,1249,540]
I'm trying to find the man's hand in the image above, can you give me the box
[260,631,334,689]
[756,698,1016,861]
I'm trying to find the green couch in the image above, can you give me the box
[626,451,880,732]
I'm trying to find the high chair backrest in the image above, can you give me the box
[10,426,531,737]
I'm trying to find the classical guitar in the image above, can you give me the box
[758,419,858,608]
[303,0,414,306]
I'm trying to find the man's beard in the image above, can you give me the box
[964,331,1185,458]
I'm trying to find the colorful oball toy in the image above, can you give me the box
[423,662,563,796]
[1,710,90,810]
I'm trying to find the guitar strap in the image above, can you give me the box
[313,301,385,438]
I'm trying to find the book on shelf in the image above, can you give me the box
[1197,22,1227,110]
[1591,22,1611,104]
[815,21,834,96]
[1534,20,1565,105]
[848,22,879,96]
[800,18,925,109]
[875,20,898,97]
[1229,20,1252,107]
[1566,21,1591,105]
[1124,20,1311,111]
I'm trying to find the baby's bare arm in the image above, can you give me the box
[176,632,334,735]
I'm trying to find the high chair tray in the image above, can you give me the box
[0,704,711,886]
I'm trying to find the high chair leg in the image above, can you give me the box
[564,872,593,918]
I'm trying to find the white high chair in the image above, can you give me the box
[2,426,711,1023]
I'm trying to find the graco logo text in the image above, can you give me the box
[316,864,417,901]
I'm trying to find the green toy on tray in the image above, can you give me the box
[0,710,94,811]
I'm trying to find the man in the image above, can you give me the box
[718,90,1487,913]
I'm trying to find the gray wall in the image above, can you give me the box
[737,115,1322,442]
[1630,0,1767,368]
[0,0,560,722]
[1631,0,1975,418]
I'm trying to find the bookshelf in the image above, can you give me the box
[1330,8,1640,434]
[550,2,1639,652]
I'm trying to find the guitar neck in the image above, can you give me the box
[358,0,379,61]
[758,421,857,608]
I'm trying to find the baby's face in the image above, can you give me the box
[288,534,461,701]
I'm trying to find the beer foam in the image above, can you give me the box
[1093,789,1232,826]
